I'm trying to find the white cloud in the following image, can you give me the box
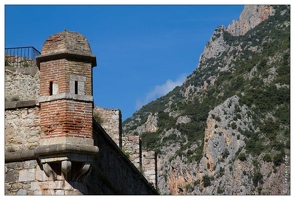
[135,73,187,110]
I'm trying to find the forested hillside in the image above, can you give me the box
[123,5,290,195]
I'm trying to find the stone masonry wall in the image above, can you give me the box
[121,137,157,188]
[5,109,157,195]
[93,106,157,188]
[142,151,157,187]
[93,107,122,146]
[122,135,141,168]
[5,104,157,194]
[5,160,85,195]
[5,66,40,101]
[85,121,157,194]
[5,107,43,152]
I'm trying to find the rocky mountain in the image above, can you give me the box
[122,5,290,195]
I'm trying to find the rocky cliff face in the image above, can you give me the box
[123,5,290,195]
[123,113,159,136]
[227,5,275,36]
[199,26,229,64]
[195,95,287,195]
[196,5,274,71]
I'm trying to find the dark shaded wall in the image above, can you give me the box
[85,120,158,194]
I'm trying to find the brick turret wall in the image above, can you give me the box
[40,100,93,138]
[38,31,95,140]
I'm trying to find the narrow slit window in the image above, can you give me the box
[49,81,53,95]
[75,81,78,94]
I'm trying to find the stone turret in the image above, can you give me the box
[35,30,98,183]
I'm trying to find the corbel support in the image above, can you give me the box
[73,162,92,182]
[61,160,72,180]
[35,143,98,182]
[42,162,57,181]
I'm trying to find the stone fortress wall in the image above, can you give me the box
[93,107,158,188]
[5,114,157,195]
[5,65,40,102]
[4,30,158,195]
[5,67,157,195]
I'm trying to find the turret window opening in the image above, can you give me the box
[49,81,53,95]
[75,81,78,94]
[70,75,86,95]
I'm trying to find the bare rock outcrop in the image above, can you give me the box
[131,113,158,135]
[194,95,288,195]
[197,95,253,194]
[227,5,275,36]
[198,26,229,67]
[197,5,275,71]
[176,115,191,124]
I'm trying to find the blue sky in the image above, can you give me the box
[4,4,245,121]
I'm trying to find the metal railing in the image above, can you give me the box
[5,46,41,68]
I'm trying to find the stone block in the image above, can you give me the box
[28,129,40,136]
[65,189,82,195]
[55,181,64,189]
[24,119,34,126]
[27,136,39,143]
[17,189,28,195]
[27,190,34,195]
[39,136,94,146]
[16,100,36,108]
[35,165,49,181]
[55,190,65,195]
[40,182,50,190]
[6,162,24,170]
[5,102,17,110]
[5,170,19,183]
[64,181,74,190]
[30,182,41,191]
[16,66,38,76]
[64,190,73,195]
[112,115,119,120]
[19,169,35,182]
[24,160,36,169]
[45,189,56,195]
[144,169,156,176]
[10,182,23,192]
[33,190,43,195]
[38,93,93,103]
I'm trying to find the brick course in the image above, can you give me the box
[40,100,92,138]
[39,59,66,96]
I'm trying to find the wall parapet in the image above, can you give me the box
[93,107,122,147]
